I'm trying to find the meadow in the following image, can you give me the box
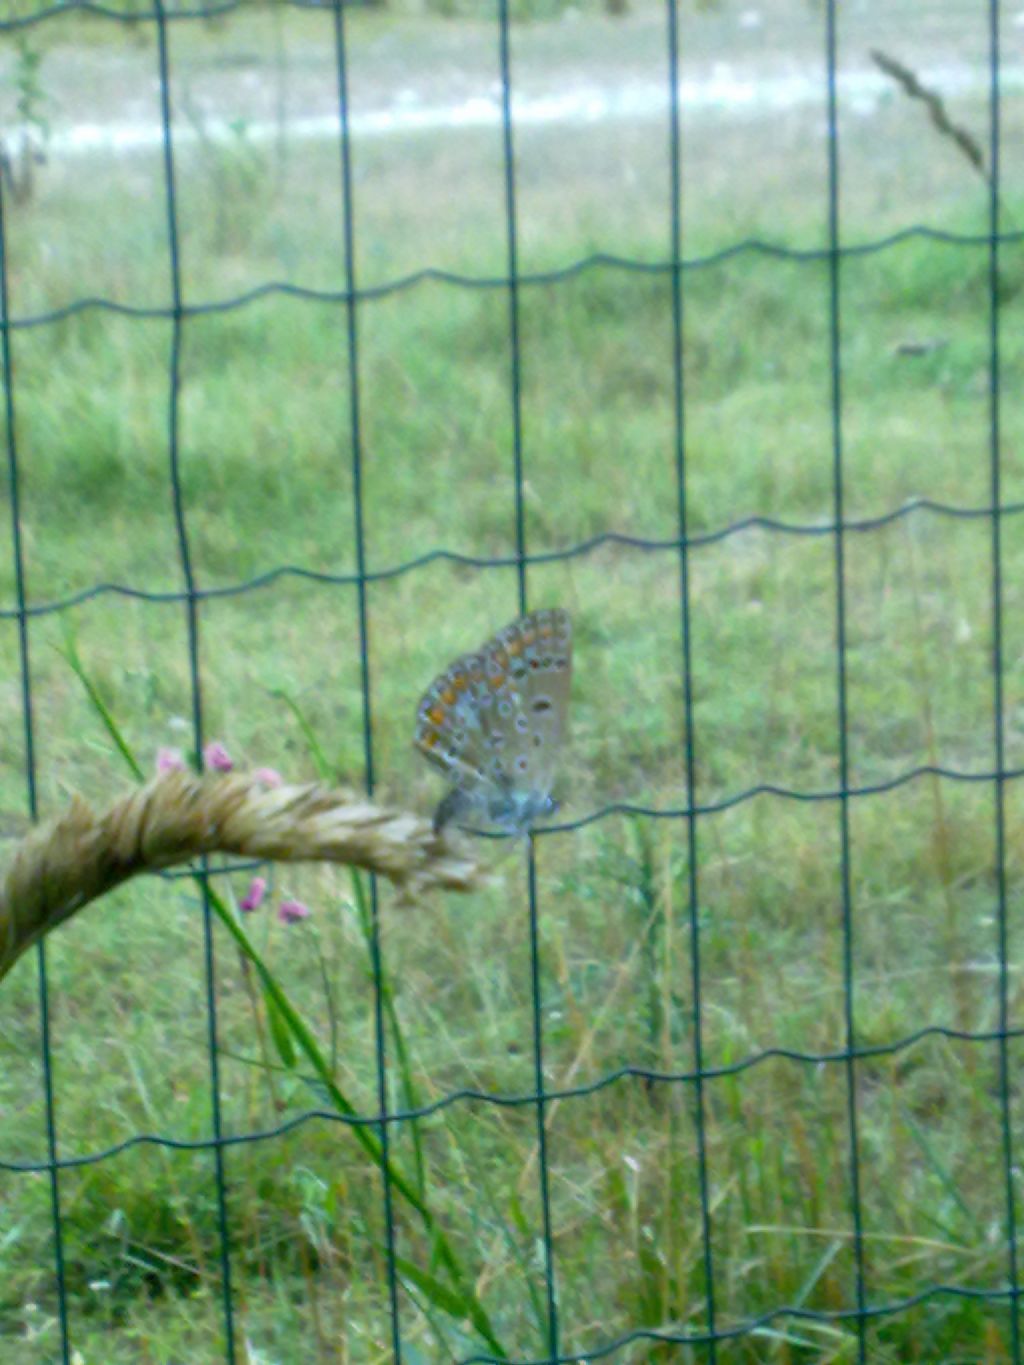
[1,1,1024,1361]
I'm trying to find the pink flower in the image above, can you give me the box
[278,899,311,925]
[156,747,186,773]
[240,877,267,913]
[254,767,283,787]
[204,741,233,772]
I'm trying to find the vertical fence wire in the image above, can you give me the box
[329,3,404,1357]
[823,4,868,1357]
[0,146,71,1365]
[153,4,237,1358]
[985,0,1022,1354]
[664,0,717,1352]
[497,4,561,1356]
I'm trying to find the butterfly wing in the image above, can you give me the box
[481,608,572,805]
[414,644,513,828]
[414,608,572,832]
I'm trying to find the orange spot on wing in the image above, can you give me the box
[427,705,445,725]
[420,730,440,748]
[489,672,506,689]
[441,687,456,705]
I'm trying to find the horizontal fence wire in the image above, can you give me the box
[1,228,1021,330]
[0,0,1019,1362]
[0,499,1020,616]
[5,1020,1024,1170]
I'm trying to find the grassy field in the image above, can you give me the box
[2,1,1024,1362]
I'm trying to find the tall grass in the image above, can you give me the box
[2,3,1024,1361]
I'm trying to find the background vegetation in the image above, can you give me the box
[1,1,1022,1361]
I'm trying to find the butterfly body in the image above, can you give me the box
[414,608,572,836]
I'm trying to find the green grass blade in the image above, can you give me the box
[263,985,298,1071]
[391,1249,472,1318]
[58,626,146,782]
[61,647,505,1357]
[351,868,429,1199]
[208,886,506,1358]
[392,1249,506,1356]
[269,687,332,781]
[900,1103,980,1233]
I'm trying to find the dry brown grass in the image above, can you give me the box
[0,768,484,984]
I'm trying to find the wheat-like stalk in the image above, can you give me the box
[0,770,485,985]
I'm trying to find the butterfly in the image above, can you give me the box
[414,608,573,835]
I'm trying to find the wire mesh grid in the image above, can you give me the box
[0,1,1021,1361]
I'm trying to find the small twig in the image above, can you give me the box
[870,48,987,181]
[0,770,485,985]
